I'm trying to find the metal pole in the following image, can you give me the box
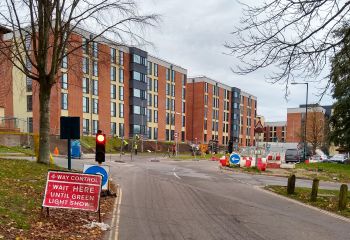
[304,83,309,161]
[68,138,71,170]
[119,136,123,162]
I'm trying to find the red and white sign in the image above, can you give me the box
[42,171,102,212]
[174,132,178,138]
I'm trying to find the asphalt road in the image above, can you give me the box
[52,154,350,240]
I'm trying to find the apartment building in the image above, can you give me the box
[0,27,187,141]
[263,121,287,142]
[239,91,257,146]
[186,76,257,147]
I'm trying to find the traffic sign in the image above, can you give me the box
[83,164,110,190]
[229,153,241,165]
[174,132,178,138]
[254,120,264,134]
[42,171,102,212]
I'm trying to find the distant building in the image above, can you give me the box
[264,121,287,142]
[186,76,257,146]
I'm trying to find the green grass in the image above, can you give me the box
[266,185,350,218]
[173,153,224,161]
[80,136,123,153]
[0,145,35,156]
[0,159,61,229]
[295,163,350,182]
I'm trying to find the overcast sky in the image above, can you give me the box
[137,0,334,122]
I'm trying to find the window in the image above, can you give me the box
[166,83,170,95]
[154,80,158,92]
[171,70,175,82]
[148,127,152,139]
[83,78,89,93]
[92,42,98,58]
[147,78,152,91]
[111,102,116,117]
[132,54,147,65]
[132,71,145,82]
[83,97,89,113]
[181,131,185,142]
[172,99,175,111]
[154,110,158,123]
[119,123,124,137]
[133,106,141,115]
[61,73,68,89]
[27,117,33,133]
[147,109,152,122]
[233,102,238,109]
[119,50,124,65]
[119,68,124,83]
[93,60,98,76]
[132,125,141,134]
[111,84,116,99]
[111,122,117,135]
[204,120,207,130]
[83,57,89,74]
[148,61,152,75]
[133,89,145,99]
[154,128,158,139]
[27,95,32,112]
[83,119,89,135]
[182,102,186,113]
[92,120,98,135]
[92,98,98,114]
[154,63,158,77]
[119,103,124,118]
[171,114,175,125]
[204,134,207,143]
[182,116,186,127]
[92,80,98,96]
[148,93,152,106]
[166,98,170,110]
[111,66,116,81]
[166,69,170,80]
[182,88,186,99]
[171,84,175,97]
[204,95,208,105]
[111,48,116,63]
[166,112,170,124]
[62,55,68,69]
[166,129,170,141]
[182,75,186,86]
[119,86,124,101]
[205,82,208,93]
[82,38,89,54]
[154,95,158,108]
[234,91,238,98]
[26,77,32,92]
[61,93,68,110]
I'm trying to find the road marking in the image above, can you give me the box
[173,170,181,180]
[109,185,122,240]
[255,186,350,223]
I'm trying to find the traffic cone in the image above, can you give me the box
[53,147,59,156]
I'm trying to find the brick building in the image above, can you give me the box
[264,121,287,142]
[0,27,187,142]
[286,106,326,143]
[186,76,257,147]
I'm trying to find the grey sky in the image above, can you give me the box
[137,0,334,122]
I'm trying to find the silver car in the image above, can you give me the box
[329,154,349,163]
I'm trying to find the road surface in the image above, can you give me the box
[52,154,350,240]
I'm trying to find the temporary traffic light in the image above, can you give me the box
[95,130,106,163]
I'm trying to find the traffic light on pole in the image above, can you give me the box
[95,130,106,164]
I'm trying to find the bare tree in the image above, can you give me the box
[306,107,326,154]
[0,0,158,164]
[225,1,350,96]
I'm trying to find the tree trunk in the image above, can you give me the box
[37,80,52,164]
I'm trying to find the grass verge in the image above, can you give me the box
[0,145,35,156]
[266,185,350,218]
[295,163,350,182]
[0,158,115,239]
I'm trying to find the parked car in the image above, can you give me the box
[285,149,301,163]
[328,154,349,164]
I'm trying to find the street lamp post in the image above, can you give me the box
[291,82,309,161]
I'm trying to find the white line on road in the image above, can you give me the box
[109,185,122,240]
[173,170,181,180]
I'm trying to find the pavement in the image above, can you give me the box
[7,154,350,239]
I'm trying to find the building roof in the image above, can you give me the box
[287,106,326,114]
[0,25,11,34]
[265,121,287,127]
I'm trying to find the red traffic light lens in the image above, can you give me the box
[97,134,105,143]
